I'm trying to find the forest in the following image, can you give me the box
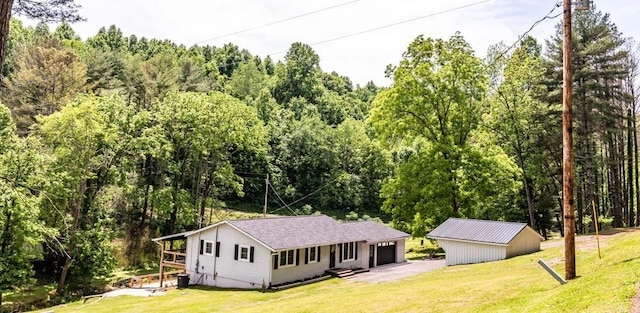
[0,4,638,304]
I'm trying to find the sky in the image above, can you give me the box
[21,0,640,86]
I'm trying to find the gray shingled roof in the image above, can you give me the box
[341,220,410,243]
[185,215,409,251]
[427,218,530,245]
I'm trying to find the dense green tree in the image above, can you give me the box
[0,104,50,306]
[226,59,268,100]
[87,25,127,51]
[3,19,33,77]
[545,7,632,229]
[485,37,551,232]
[0,0,82,83]
[370,33,518,231]
[37,95,130,294]
[53,21,79,41]
[3,38,87,134]
[272,42,322,105]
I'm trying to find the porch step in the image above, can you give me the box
[325,268,361,278]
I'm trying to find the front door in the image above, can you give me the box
[369,245,375,267]
[329,244,336,268]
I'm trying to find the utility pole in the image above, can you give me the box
[263,173,269,217]
[562,0,576,280]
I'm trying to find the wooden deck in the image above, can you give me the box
[161,249,186,268]
[158,239,187,287]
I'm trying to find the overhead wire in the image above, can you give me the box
[193,0,361,45]
[267,0,494,56]
[268,181,298,215]
[191,0,496,74]
[484,0,562,73]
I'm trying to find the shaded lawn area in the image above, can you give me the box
[37,229,640,313]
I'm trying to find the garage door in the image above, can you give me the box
[376,241,396,266]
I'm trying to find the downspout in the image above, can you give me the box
[268,250,274,288]
[212,227,219,285]
[195,232,201,275]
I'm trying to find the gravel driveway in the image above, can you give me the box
[347,259,446,283]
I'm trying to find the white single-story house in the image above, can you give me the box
[427,218,543,266]
[152,215,409,289]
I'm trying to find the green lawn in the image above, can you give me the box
[36,229,640,313]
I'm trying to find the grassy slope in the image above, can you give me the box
[37,230,640,313]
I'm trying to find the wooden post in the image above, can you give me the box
[591,200,601,259]
[562,0,576,280]
[263,173,269,217]
[159,241,166,287]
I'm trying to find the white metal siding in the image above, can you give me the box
[336,242,366,269]
[506,228,541,258]
[271,245,329,286]
[186,224,271,289]
[395,239,406,263]
[438,239,507,266]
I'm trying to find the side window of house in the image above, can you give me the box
[234,244,255,263]
[201,240,214,256]
[279,249,296,267]
[342,242,357,261]
[305,246,321,264]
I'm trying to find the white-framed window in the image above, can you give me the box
[342,242,356,261]
[308,246,318,263]
[203,240,214,256]
[239,245,250,262]
[279,249,296,267]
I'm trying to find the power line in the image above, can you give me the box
[266,0,493,56]
[273,177,341,212]
[268,181,298,215]
[194,0,360,45]
[484,0,561,73]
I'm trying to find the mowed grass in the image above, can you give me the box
[37,229,640,313]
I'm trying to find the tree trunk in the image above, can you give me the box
[618,131,627,226]
[56,178,88,295]
[607,133,624,227]
[627,107,635,227]
[0,0,13,84]
[634,113,639,227]
[513,139,537,231]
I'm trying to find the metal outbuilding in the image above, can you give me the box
[427,218,543,266]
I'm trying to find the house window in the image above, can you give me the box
[239,245,250,262]
[343,242,356,261]
[234,244,254,263]
[308,247,317,263]
[203,241,214,256]
[279,249,296,267]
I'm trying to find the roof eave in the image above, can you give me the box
[426,236,509,247]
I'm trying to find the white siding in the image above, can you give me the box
[185,224,271,289]
[271,245,329,286]
[438,239,507,266]
[395,239,406,263]
[336,242,366,269]
[506,228,541,258]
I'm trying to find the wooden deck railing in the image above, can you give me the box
[128,270,184,288]
[162,249,186,267]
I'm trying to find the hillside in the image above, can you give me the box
[36,229,640,313]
